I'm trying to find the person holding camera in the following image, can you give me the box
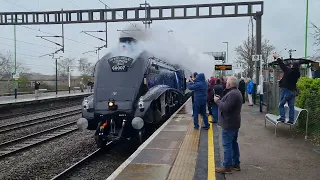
[189,72,198,116]
[187,73,210,130]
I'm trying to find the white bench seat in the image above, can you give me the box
[265,105,309,138]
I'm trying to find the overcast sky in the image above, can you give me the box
[0,0,319,76]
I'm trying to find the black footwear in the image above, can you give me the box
[210,120,217,123]
[277,118,285,122]
[232,165,241,171]
[194,127,199,130]
[202,126,210,130]
[286,121,294,124]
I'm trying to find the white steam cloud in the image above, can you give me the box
[109,23,215,79]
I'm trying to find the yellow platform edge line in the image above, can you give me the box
[208,116,216,180]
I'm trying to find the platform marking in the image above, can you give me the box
[106,98,191,180]
[208,116,216,180]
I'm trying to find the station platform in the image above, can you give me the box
[0,90,92,105]
[107,99,320,180]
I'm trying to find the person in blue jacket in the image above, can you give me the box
[246,78,254,106]
[187,73,210,130]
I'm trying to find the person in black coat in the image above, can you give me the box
[238,78,246,104]
[210,78,224,123]
[273,54,301,124]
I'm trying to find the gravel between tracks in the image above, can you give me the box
[0,129,99,180]
[66,139,140,179]
[0,105,81,126]
[0,113,81,143]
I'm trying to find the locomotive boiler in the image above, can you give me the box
[77,36,191,149]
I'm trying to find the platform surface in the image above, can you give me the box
[0,90,92,105]
[107,101,320,180]
[222,104,320,180]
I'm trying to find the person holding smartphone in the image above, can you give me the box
[187,73,210,130]
[213,76,243,173]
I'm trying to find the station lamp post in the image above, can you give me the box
[9,18,22,99]
[222,42,229,64]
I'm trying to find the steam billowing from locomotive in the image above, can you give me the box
[78,24,195,149]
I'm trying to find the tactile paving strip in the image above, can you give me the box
[167,117,201,180]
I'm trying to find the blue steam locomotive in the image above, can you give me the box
[77,37,191,149]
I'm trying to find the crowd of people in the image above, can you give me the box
[187,74,243,173]
[186,53,301,175]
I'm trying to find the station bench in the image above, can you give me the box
[265,105,309,138]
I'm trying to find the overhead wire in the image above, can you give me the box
[98,0,144,34]
[2,0,33,11]
[0,36,57,49]
[20,26,97,47]
[147,1,174,33]
[2,0,97,48]
[0,36,97,58]
[0,42,45,55]
[67,0,99,20]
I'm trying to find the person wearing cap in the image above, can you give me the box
[273,53,301,124]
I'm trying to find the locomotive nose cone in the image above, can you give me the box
[77,118,88,130]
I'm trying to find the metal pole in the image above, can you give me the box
[61,9,65,52]
[256,14,262,112]
[226,42,229,64]
[105,5,108,48]
[144,1,147,29]
[68,66,70,93]
[304,0,312,77]
[304,0,309,60]
[55,58,58,95]
[14,24,17,99]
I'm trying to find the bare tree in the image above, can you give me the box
[78,58,94,76]
[235,36,275,78]
[311,22,320,62]
[57,57,76,79]
[311,22,320,49]
[0,51,29,80]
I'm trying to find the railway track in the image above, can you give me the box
[0,102,81,120]
[0,109,82,133]
[50,147,105,180]
[0,121,79,159]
